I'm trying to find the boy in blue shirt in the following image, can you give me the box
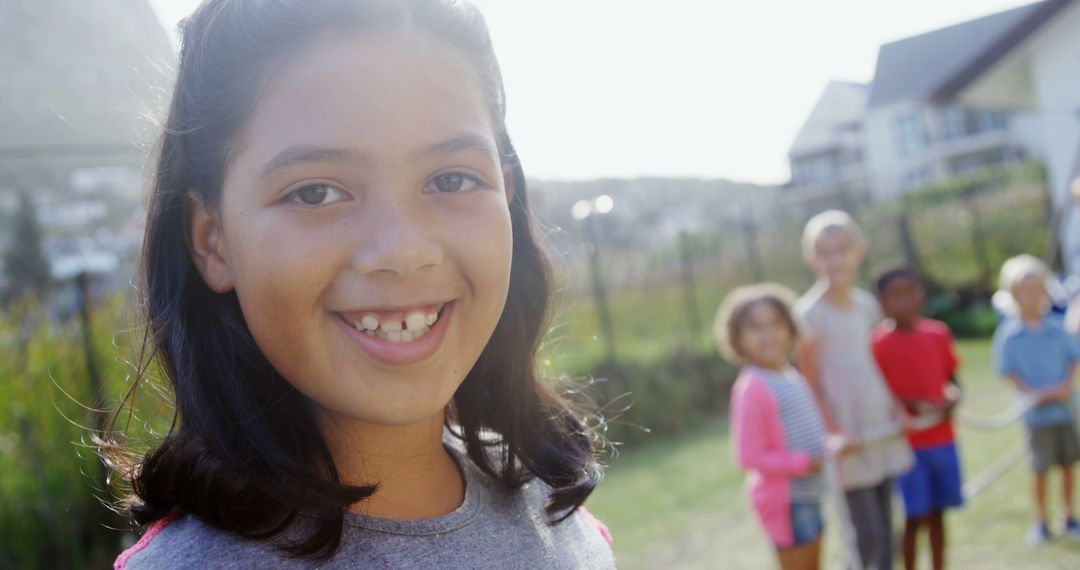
[994,254,1080,545]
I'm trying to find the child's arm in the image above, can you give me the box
[871,336,920,429]
[1045,363,1077,402]
[994,327,1053,403]
[1052,335,1080,401]
[942,330,962,413]
[1005,372,1033,394]
[731,380,815,478]
[941,375,962,417]
[1004,372,1055,404]
[796,339,841,434]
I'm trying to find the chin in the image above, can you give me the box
[828,274,856,287]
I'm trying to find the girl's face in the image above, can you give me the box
[736,301,793,371]
[192,32,513,428]
[810,227,864,288]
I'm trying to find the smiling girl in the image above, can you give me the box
[719,284,834,570]
[106,1,613,568]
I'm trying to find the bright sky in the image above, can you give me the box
[149,0,1038,184]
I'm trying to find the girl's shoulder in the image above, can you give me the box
[732,367,765,390]
[793,288,822,317]
[851,287,881,312]
[731,368,777,405]
[116,513,273,570]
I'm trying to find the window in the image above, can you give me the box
[940,106,967,141]
[975,110,1009,132]
[895,113,926,157]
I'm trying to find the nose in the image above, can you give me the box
[349,194,444,280]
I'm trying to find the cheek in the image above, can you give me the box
[449,194,513,293]
[224,209,341,376]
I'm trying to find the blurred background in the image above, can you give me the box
[2,0,1080,567]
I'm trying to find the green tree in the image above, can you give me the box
[3,192,51,300]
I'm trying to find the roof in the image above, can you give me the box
[0,0,174,158]
[866,0,1070,109]
[789,81,868,158]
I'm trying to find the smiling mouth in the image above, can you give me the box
[337,303,448,343]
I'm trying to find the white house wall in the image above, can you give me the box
[1027,2,1080,272]
[865,100,925,199]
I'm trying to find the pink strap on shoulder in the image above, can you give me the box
[577,506,614,547]
[114,512,180,570]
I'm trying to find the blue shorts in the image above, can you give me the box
[788,501,824,547]
[899,442,964,518]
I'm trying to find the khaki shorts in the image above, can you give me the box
[1028,423,1080,473]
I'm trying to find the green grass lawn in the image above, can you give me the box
[586,339,1080,569]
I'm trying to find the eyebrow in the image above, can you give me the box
[414,134,498,160]
[258,146,359,178]
[258,134,499,179]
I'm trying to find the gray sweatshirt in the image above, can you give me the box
[118,439,615,569]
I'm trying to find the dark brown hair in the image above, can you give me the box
[874,263,920,297]
[101,0,601,560]
[713,283,799,363]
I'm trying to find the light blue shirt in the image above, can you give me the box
[993,315,1080,428]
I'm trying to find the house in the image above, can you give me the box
[0,0,174,286]
[936,0,1080,272]
[786,81,871,214]
[862,2,1054,198]
[786,3,1071,202]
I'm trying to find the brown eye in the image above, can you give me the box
[430,172,481,194]
[287,184,346,206]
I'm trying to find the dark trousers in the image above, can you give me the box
[845,479,893,570]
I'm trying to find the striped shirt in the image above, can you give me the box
[751,366,827,501]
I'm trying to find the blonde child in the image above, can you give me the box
[722,284,831,570]
[794,210,914,570]
[993,254,1080,545]
[105,1,613,567]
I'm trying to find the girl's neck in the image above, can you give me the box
[319,409,464,520]
[821,280,853,308]
[751,360,788,373]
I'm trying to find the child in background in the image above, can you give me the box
[872,265,964,570]
[795,210,914,570]
[105,1,614,567]
[720,283,832,570]
[993,254,1080,545]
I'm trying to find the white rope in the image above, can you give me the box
[822,395,1046,568]
[824,424,905,570]
[823,435,863,570]
[955,394,1039,430]
[962,444,1030,500]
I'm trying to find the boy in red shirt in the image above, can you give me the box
[872,265,963,570]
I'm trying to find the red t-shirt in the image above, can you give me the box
[872,318,960,449]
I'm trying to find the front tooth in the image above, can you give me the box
[361,315,379,330]
[405,312,426,332]
[387,330,403,342]
[401,330,414,342]
[425,312,438,326]
[382,320,403,332]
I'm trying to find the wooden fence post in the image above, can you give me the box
[740,214,764,283]
[897,199,923,273]
[678,230,704,347]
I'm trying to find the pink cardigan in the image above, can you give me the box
[730,368,816,548]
